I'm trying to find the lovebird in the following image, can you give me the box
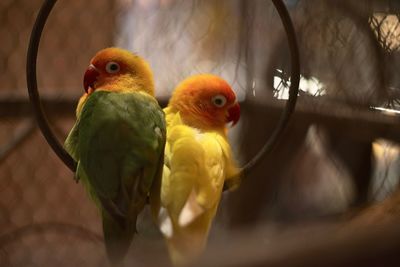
[157,74,241,266]
[64,47,166,263]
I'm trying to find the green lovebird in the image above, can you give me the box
[64,47,166,264]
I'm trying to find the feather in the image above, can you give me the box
[178,189,205,227]
[159,110,239,266]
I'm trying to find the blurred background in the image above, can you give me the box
[1,0,400,266]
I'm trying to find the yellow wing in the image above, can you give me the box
[159,108,239,265]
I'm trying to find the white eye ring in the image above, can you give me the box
[105,61,120,74]
[211,94,227,107]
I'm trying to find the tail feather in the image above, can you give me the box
[102,210,136,265]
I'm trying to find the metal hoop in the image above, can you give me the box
[26,0,300,178]
[26,0,76,171]
[241,0,300,176]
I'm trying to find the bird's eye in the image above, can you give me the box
[105,61,120,74]
[211,95,227,107]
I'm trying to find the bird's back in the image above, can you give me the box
[65,89,166,262]
[159,108,239,265]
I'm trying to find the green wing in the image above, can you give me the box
[64,117,80,162]
[79,90,165,209]
[65,91,166,261]
[64,90,165,260]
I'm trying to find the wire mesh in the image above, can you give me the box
[2,0,400,266]
[1,0,115,266]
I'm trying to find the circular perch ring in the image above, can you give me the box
[241,0,299,176]
[26,0,300,178]
[26,0,77,171]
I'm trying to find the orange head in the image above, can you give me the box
[169,74,240,131]
[83,47,154,95]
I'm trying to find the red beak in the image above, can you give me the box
[227,102,240,126]
[83,64,100,93]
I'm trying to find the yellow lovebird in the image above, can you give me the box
[157,74,241,266]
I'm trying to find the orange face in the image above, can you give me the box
[83,47,154,95]
[84,49,125,92]
[170,74,240,130]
